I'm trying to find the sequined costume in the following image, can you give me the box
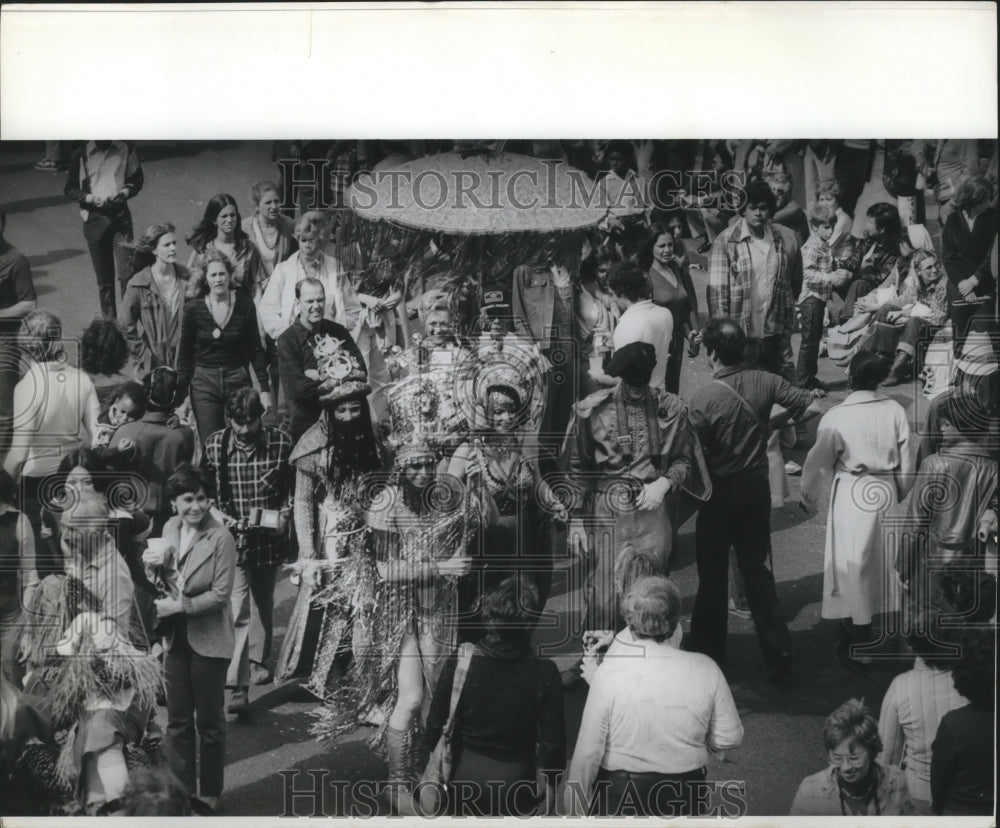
[310,478,477,748]
[275,415,383,695]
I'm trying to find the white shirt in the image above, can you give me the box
[611,300,674,390]
[564,635,743,814]
[257,251,360,340]
[4,362,99,478]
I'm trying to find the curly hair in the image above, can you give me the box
[951,628,996,709]
[482,575,539,645]
[606,260,651,303]
[80,317,129,376]
[821,698,882,757]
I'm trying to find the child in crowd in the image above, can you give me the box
[797,205,853,390]
[93,381,145,448]
[814,179,855,256]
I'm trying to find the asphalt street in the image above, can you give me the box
[0,141,936,816]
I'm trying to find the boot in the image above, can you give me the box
[384,726,418,815]
[882,352,913,386]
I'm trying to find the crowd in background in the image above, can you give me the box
[0,138,997,817]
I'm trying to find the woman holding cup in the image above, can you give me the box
[142,464,236,814]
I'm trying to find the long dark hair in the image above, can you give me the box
[325,399,381,492]
[186,194,250,252]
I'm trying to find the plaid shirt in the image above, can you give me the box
[203,426,292,567]
[708,219,801,336]
[799,234,838,303]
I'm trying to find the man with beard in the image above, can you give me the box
[202,388,292,713]
[561,341,710,682]
[277,277,366,443]
[274,337,384,697]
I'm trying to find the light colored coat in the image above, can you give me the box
[257,251,360,340]
[801,392,913,624]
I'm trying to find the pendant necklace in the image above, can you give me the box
[206,293,233,339]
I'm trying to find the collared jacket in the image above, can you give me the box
[152,513,236,660]
[790,763,916,816]
[118,264,190,376]
[707,219,802,337]
[64,141,143,225]
[511,264,576,351]
[110,412,195,514]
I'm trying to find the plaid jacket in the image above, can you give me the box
[707,219,802,336]
[203,426,292,567]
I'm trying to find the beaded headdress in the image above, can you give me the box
[313,334,370,406]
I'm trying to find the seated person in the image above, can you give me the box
[871,250,950,386]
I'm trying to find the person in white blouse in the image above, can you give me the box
[563,576,743,817]
[4,310,100,548]
[800,351,914,668]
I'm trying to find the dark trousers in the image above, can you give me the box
[949,296,996,357]
[594,766,708,817]
[82,212,132,318]
[0,357,18,461]
[665,335,684,395]
[190,365,251,448]
[796,297,826,387]
[448,747,536,816]
[164,618,229,798]
[538,342,577,477]
[833,144,870,217]
[689,474,791,668]
[838,276,879,323]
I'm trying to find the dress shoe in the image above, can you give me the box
[190,795,220,814]
[227,687,250,715]
[251,664,274,685]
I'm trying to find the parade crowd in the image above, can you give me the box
[0,139,996,818]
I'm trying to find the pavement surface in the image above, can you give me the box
[0,141,941,817]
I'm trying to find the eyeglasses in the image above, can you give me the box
[829,752,868,767]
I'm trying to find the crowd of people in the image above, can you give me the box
[0,138,997,817]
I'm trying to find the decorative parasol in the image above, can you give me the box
[348,149,633,235]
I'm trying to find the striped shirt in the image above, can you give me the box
[878,658,966,802]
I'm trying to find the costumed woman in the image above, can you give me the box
[447,348,568,615]
[275,334,384,696]
[310,374,480,816]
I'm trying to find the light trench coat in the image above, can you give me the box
[801,392,913,624]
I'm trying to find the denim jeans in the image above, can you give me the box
[190,365,251,447]
[796,296,826,387]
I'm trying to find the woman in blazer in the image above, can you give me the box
[143,464,235,814]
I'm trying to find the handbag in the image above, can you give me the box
[418,642,475,814]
